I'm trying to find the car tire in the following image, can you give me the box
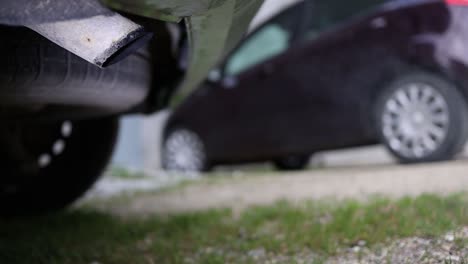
[273,155,310,171]
[0,25,151,113]
[376,71,468,164]
[0,117,118,215]
[162,127,209,172]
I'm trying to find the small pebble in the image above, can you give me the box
[445,234,455,242]
[352,246,361,253]
[357,240,367,247]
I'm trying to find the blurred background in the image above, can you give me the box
[111,111,468,172]
[112,0,303,173]
[111,0,468,174]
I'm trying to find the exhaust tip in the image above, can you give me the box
[97,29,153,67]
[29,14,150,68]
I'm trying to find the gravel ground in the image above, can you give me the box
[83,159,468,264]
[327,227,468,264]
[190,227,468,264]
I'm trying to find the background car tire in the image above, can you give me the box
[0,25,151,114]
[162,127,209,172]
[0,117,118,215]
[376,71,468,164]
[273,155,310,171]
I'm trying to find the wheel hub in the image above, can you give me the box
[164,129,205,172]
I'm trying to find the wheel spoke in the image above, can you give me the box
[421,133,437,151]
[412,140,425,158]
[430,112,449,125]
[396,90,411,108]
[382,112,398,125]
[400,136,415,154]
[428,97,447,113]
[386,99,404,115]
[427,124,446,140]
[420,85,434,103]
[408,84,421,103]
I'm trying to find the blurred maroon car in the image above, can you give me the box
[162,0,468,171]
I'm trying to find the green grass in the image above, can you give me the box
[0,194,466,264]
[109,166,148,179]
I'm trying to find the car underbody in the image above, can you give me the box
[0,0,264,117]
[0,0,263,214]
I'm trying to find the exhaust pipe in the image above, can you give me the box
[29,13,149,67]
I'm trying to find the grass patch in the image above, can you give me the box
[109,166,148,179]
[1,194,466,264]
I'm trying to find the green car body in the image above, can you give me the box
[102,0,264,100]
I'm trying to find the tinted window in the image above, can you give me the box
[305,0,388,39]
[226,25,289,76]
[225,3,303,76]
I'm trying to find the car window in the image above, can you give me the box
[224,3,303,76]
[304,0,389,40]
[225,25,289,76]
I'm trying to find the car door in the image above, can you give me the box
[271,0,391,153]
[201,3,307,161]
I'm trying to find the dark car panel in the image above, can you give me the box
[165,0,468,169]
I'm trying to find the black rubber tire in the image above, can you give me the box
[0,25,151,113]
[0,117,118,215]
[375,71,468,164]
[273,155,310,171]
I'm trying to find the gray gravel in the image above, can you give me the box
[327,227,468,264]
[83,161,468,264]
[189,228,467,264]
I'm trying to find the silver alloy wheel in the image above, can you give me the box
[381,82,450,159]
[163,129,206,172]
